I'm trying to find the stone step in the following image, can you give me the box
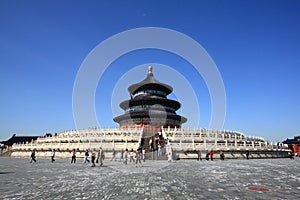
[144,151,168,160]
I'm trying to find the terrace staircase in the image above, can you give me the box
[141,125,167,160]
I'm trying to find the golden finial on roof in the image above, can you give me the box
[148,66,153,74]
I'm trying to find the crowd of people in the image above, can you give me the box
[29,147,297,164]
[29,148,219,165]
[29,147,150,167]
[29,148,219,164]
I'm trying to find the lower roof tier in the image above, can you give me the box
[113,110,187,125]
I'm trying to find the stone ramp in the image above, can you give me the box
[0,150,12,157]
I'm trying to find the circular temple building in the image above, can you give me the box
[113,66,187,128]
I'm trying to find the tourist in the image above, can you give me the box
[30,150,36,163]
[96,147,104,166]
[91,152,96,167]
[120,149,124,162]
[71,149,76,164]
[51,149,56,163]
[158,144,162,156]
[166,138,170,149]
[205,150,209,161]
[135,148,142,167]
[149,138,153,151]
[197,149,202,161]
[246,150,250,160]
[142,147,146,162]
[167,147,173,162]
[158,131,162,141]
[220,151,225,160]
[129,148,135,162]
[123,148,128,164]
[110,149,116,161]
[84,149,90,163]
[209,150,214,161]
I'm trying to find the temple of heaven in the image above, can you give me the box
[113,66,187,128]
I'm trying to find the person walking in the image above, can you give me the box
[205,150,209,161]
[158,131,162,141]
[96,147,104,166]
[30,150,36,163]
[135,148,142,167]
[142,148,146,162]
[149,138,153,151]
[129,148,135,163]
[209,150,214,161]
[110,149,116,161]
[84,149,90,163]
[91,152,96,167]
[71,149,76,164]
[246,150,250,160]
[197,149,202,161]
[220,151,225,160]
[158,144,162,156]
[51,149,56,163]
[123,148,128,164]
[167,147,173,162]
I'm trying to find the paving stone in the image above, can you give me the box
[0,157,299,199]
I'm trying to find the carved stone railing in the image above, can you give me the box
[11,127,289,157]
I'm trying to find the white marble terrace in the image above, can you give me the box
[11,127,288,158]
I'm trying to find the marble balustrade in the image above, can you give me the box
[11,127,289,158]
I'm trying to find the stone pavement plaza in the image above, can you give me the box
[0,157,299,199]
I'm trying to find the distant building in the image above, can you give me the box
[0,134,38,154]
[283,136,300,156]
[0,134,38,147]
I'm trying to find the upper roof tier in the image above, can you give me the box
[128,66,173,95]
[119,98,181,111]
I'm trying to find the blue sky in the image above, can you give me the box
[0,0,299,142]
